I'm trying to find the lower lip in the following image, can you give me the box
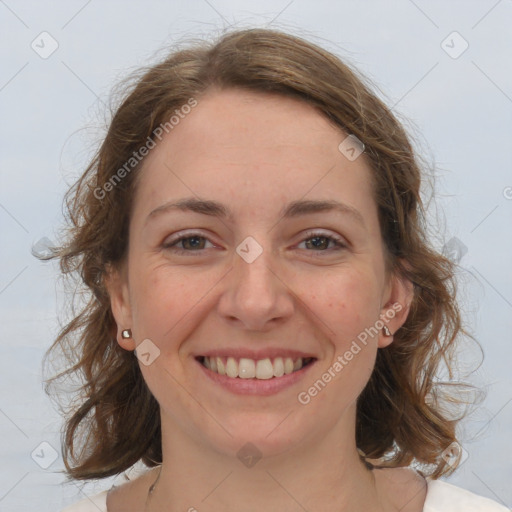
[195,358,317,396]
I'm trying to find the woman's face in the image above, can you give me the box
[108,88,411,459]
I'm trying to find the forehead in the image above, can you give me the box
[133,88,377,227]
[165,88,349,162]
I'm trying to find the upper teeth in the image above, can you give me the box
[202,356,310,379]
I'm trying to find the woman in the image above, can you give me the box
[47,28,508,511]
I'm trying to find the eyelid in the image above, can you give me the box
[163,229,207,242]
[162,230,217,249]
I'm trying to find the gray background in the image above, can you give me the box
[0,0,511,510]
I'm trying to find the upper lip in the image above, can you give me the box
[196,348,317,360]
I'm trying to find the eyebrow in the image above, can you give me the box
[145,197,365,226]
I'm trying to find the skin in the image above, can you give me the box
[106,88,426,511]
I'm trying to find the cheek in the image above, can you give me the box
[130,266,192,342]
[301,266,383,343]
[129,266,212,401]
[297,267,382,398]
[129,263,227,353]
[297,275,381,411]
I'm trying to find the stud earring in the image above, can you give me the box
[121,329,132,339]
[382,325,393,337]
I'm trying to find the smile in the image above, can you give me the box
[198,356,315,380]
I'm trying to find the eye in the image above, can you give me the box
[297,231,347,252]
[162,230,347,256]
[162,233,215,255]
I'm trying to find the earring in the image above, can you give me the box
[382,325,393,337]
[121,329,132,339]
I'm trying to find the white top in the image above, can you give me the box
[61,478,509,511]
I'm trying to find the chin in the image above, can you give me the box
[200,410,315,461]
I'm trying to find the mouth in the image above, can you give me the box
[194,353,317,396]
[196,355,316,380]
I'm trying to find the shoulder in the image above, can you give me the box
[60,490,108,512]
[60,464,158,512]
[424,479,509,512]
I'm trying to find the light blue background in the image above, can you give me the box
[0,1,511,510]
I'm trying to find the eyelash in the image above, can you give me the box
[162,230,347,256]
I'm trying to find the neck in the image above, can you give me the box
[146,407,387,512]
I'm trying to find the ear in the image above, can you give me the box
[104,262,135,351]
[378,263,414,349]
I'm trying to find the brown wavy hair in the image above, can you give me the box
[44,27,473,481]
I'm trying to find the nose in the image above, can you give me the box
[217,242,295,331]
